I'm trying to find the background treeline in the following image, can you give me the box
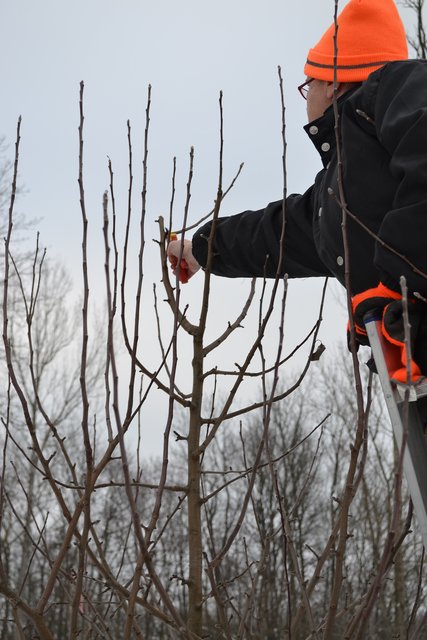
[2,2,427,637]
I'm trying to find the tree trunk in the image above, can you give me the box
[186,335,204,636]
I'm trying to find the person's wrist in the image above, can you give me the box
[191,232,209,270]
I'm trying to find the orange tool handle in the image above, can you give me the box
[169,233,189,284]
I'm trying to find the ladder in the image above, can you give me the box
[364,311,427,548]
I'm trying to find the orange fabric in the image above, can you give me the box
[381,337,422,383]
[351,282,401,334]
[347,318,367,338]
[389,362,422,384]
[351,282,401,311]
[304,0,408,82]
[381,310,422,382]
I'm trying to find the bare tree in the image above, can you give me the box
[2,3,427,630]
[402,0,427,58]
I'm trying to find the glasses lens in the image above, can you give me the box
[298,80,311,100]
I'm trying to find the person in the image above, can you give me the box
[167,0,427,389]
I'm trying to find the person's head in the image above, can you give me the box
[302,0,408,121]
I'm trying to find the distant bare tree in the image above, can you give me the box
[3,4,427,631]
[402,0,427,58]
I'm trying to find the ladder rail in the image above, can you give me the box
[364,315,427,549]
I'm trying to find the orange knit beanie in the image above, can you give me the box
[304,0,408,82]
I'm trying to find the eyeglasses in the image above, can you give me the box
[298,78,314,100]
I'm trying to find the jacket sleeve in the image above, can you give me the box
[367,61,427,297]
[192,181,332,279]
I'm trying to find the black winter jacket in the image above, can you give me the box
[192,60,427,299]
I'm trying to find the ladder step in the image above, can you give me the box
[393,377,427,402]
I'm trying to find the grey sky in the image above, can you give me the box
[2,1,418,456]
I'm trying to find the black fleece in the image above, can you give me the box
[192,60,427,300]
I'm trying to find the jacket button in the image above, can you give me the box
[336,256,344,266]
[309,125,319,135]
[321,142,331,152]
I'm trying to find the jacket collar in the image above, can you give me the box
[303,87,360,167]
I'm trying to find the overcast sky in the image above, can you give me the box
[1,1,419,456]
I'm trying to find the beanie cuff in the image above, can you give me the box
[304,50,408,82]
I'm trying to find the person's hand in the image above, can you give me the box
[349,282,423,382]
[381,299,422,382]
[167,238,201,283]
[350,282,401,345]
